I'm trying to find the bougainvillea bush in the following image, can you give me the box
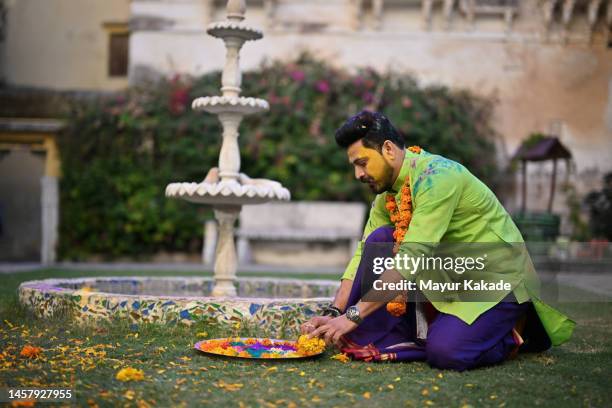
[58,54,499,259]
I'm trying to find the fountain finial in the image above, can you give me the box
[227,0,246,22]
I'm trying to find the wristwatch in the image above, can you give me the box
[345,305,363,325]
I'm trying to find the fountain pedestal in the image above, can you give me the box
[211,207,240,297]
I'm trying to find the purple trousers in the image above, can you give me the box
[344,226,528,371]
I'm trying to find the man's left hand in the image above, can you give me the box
[309,315,358,347]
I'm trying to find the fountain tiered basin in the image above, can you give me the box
[166,175,290,205]
[18,277,337,333]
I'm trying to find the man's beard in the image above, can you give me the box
[360,163,394,194]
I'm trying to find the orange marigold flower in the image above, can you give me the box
[386,302,407,317]
[408,145,422,154]
[10,401,35,407]
[19,345,42,359]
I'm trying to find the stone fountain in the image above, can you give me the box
[165,0,290,297]
[18,0,336,334]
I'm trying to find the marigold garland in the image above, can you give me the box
[384,145,421,317]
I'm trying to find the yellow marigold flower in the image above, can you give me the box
[116,367,145,382]
[296,335,326,356]
[330,353,350,363]
[19,345,42,359]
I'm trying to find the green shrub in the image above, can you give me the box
[58,54,499,259]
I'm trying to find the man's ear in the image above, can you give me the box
[381,140,396,161]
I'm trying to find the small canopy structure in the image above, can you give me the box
[512,136,572,213]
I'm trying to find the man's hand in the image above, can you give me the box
[309,315,358,347]
[300,316,332,335]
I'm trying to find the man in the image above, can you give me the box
[302,110,574,371]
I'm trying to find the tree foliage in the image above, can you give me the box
[58,55,499,259]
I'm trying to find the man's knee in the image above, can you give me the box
[364,226,394,244]
[426,337,471,372]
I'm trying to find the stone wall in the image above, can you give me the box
[2,0,610,239]
[128,0,612,235]
[0,0,130,90]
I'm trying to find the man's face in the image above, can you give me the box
[347,140,395,194]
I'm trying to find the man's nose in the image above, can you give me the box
[355,167,365,180]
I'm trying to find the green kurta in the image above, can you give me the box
[342,149,575,346]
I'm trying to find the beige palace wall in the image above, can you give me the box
[1,0,610,235]
[128,1,612,232]
[1,0,130,91]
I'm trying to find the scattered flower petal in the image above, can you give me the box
[116,367,145,382]
[19,345,42,359]
[330,353,350,363]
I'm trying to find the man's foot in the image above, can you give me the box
[508,316,527,359]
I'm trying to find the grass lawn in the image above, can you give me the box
[1,269,610,407]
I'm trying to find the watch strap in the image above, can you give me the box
[322,305,342,317]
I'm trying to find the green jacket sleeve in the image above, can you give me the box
[341,193,391,281]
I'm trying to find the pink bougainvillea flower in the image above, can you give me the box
[315,80,330,94]
[402,97,413,108]
[289,70,306,82]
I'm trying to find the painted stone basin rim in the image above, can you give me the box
[18,276,338,334]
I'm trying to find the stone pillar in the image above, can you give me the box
[264,0,278,29]
[202,219,218,265]
[351,0,364,31]
[40,176,58,265]
[212,206,240,296]
[372,0,384,30]
[217,112,243,181]
[41,135,60,265]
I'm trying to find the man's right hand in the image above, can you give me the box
[300,316,332,335]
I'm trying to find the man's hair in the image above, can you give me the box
[334,110,405,152]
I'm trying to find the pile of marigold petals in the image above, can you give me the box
[198,336,325,359]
